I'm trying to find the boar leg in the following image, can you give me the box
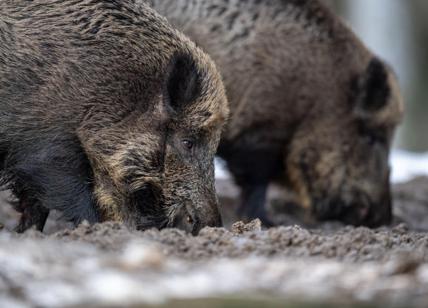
[14,196,49,233]
[219,142,282,226]
[237,183,273,226]
[7,139,100,228]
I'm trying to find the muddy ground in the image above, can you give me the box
[1,177,428,307]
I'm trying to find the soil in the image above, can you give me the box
[1,177,428,307]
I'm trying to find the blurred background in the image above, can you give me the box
[216,1,428,183]
[328,0,428,152]
[321,0,428,182]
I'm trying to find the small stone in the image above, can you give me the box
[393,223,409,234]
[231,219,262,234]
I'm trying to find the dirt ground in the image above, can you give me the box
[1,177,428,307]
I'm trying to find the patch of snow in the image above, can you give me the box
[214,158,230,180]
[390,150,428,183]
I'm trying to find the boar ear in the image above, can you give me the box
[165,52,202,112]
[352,57,391,114]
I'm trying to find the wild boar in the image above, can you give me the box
[147,0,404,227]
[0,0,228,234]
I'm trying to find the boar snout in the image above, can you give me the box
[170,200,222,235]
[313,190,392,228]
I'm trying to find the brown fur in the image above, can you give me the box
[148,0,404,226]
[0,0,228,234]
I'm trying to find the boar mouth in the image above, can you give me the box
[128,183,168,230]
[312,193,391,227]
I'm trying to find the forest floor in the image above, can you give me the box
[1,177,428,307]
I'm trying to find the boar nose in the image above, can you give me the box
[363,190,392,228]
[203,201,223,227]
[192,201,223,235]
[313,192,392,227]
[171,200,223,235]
[360,173,393,227]
[365,205,392,227]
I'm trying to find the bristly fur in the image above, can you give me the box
[0,0,228,233]
[2,137,99,225]
[147,0,404,227]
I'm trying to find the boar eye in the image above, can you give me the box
[362,130,387,146]
[182,139,194,150]
[357,122,387,146]
[365,134,378,146]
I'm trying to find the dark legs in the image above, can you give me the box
[14,199,49,233]
[12,192,49,233]
[237,183,273,226]
[5,138,99,233]
[218,142,283,227]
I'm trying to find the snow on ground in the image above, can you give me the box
[215,150,428,184]
[390,150,428,183]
